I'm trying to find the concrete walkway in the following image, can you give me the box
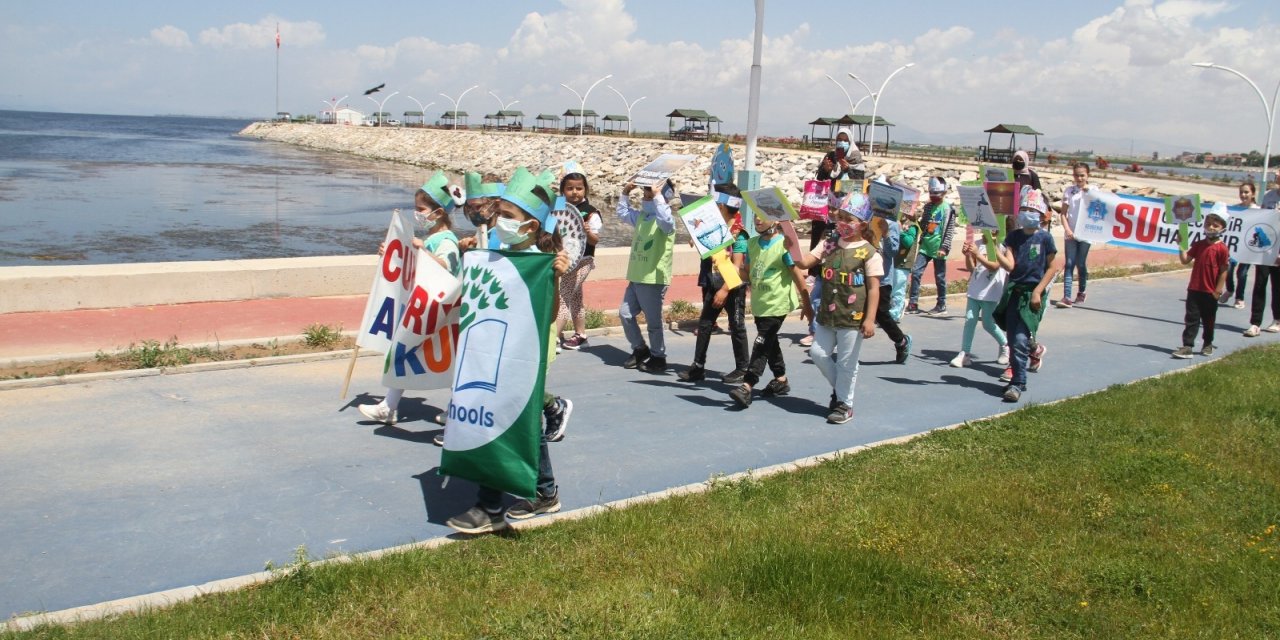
[2,270,1276,621]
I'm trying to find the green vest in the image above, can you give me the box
[818,242,873,329]
[423,230,460,275]
[626,216,675,284]
[748,235,798,317]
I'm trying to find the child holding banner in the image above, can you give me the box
[792,192,881,424]
[557,171,602,350]
[444,167,572,534]
[680,183,751,384]
[358,171,463,426]
[1246,179,1280,336]
[1174,204,1231,358]
[993,187,1058,403]
[728,210,810,407]
[908,177,956,316]
[617,180,678,373]
[950,240,1009,368]
[1222,182,1257,309]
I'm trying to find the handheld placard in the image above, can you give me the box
[711,249,743,290]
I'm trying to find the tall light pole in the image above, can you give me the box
[406,96,435,127]
[850,63,914,156]
[1193,62,1280,189]
[366,90,398,126]
[607,86,646,136]
[741,0,764,188]
[322,94,348,124]
[823,74,857,113]
[487,91,519,128]
[852,93,875,116]
[439,85,479,131]
[560,73,612,135]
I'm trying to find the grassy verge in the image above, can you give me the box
[11,346,1279,639]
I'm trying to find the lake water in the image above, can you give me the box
[0,110,645,266]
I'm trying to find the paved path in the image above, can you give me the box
[4,270,1272,620]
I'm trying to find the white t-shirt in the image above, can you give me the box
[967,263,1007,302]
[1063,183,1094,240]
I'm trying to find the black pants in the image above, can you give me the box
[1249,265,1280,327]
[876,283,905,344]
[1183,290,1218,347]
[1226,262,1250,300]
[744,315,786,386]
[693,286,748,370]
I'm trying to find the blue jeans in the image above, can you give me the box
[909,252,947,307]
[1004,297,1032,388]
[1062,238,1091,298]
[619,282,669,357]
[478,437,555,508]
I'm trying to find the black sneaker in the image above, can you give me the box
[507,493,562,520]
[761,378,790,396]
[677,366,706,382]
[894,335,912,364]
[623,346,651,369]
[828,391,839,412]
[639,356,667,374]
[446,506,508,534]
[826,402,853,424]
[729,384,752,407]
[722,369,747,385]
[925,305,947,317]
[543,397,573,442]
[1002,385,1022,403]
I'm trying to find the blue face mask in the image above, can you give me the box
[836,141,850,152]
[1019,210,1041,229]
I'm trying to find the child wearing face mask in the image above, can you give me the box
[792,192,882,424]
[1173,204,1231,358]
[993,187,1059,403]
[727,210,811,407]
[358,171,464,426]
[680,182,751,384]
[907,177,956,316]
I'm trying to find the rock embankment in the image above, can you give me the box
[240,123,1227,209]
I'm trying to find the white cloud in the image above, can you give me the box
[199,18,324,50]
[148,26,191,49]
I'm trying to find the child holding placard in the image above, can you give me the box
[950,240,1009,368]
[792,192,882,424]
[617,180,678,373]
[680,183,751,383]
[728,211,810,407]
[993,187,1058,403]
[1174,204,1230,358]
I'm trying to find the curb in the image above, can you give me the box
[3,349,1228,633]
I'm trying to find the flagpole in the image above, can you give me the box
[275,23,280,118]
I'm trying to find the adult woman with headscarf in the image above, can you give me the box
[1012,150,1042,191]
[800,128,866,346]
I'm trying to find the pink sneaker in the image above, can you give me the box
[562,334,588,350]
[798,334,814,347]
[1074,292,1087,304]
[1054,297,1073,309]
[1029,344,1046,372]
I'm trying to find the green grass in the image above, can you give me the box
[301,323,343,349]
[93,338,232,369]
[583,308,606,330]
[10,347,1280,639]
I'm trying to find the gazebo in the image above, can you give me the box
[370,112,393,126]
[667,109,721,140]
[562,109,599,134]
[807,117,841,147]
[402,110,425,127]
[836,114,894,154]
[483,110,525,131]
[533,114,562,133]
[602,114,630,135]
[980,124,1043,163]
[440,110,469,129]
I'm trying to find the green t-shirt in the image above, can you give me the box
[919,202,950,257]
[747,234,798,317]
[626,215,676,284]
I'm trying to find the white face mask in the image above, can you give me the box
[494,216,531,245]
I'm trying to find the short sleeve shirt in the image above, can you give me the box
[1004,228,1056,285]
[1187,239,1230,293]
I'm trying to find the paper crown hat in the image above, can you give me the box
[420,171,460,213]
[839,191,872,222]
[463,171,505,201]
[562,160,584,177]
[928,177,947,194]
[1206,201,1229,224]
[1019,186,1047,214]
[500,166,553,226]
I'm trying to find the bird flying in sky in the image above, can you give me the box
[364,83,385,96]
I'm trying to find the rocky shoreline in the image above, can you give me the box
[240,123,1235,211]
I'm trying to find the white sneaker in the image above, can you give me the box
[996,345,1010,366]
[358,403,397,425]
[949,351,972,368]
[1267,321,1280,333]
[1244,325,1261,337]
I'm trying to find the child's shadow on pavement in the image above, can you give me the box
[414,467,518,526]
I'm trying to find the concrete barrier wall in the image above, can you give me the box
[0,247,704,313]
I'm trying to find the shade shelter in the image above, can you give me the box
[562,109,599,135]
[533,114,562,133]
[370,112,393,126]
[807,117,840,147]
[602,114,630,135]
[979,124,1043,163]
[483,109,524,131]
[666,109,721,140]
[275,112,292,122]
[836,114,894,154]
[402,110,424,127]
[440,110,469,129]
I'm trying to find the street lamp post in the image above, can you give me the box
[366,91,398,127]
[1193,62,1280,190]
[823,73,857,113]
[850,63,914,156]
[322,94,348,124]
[560,74,612,135]
[406,96,435,128]
[487,91,520,128]
[606,86,646,136]
[439,85,479,131]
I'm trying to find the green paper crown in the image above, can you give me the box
[463,171,504,200]
[500,167,551,225]
[420,171,458,212]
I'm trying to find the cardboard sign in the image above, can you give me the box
[958,184,1002,232]
[799,180,832,221]
[711,143,734,186]
[629,153,697,187]
[868,181,904,220]
[894,181,921,219]
[679,195,735,259]
[981,165,1015,183]
[742,187,804,263]
[1164,194,1202,250]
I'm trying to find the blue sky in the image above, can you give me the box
[4,0,1280,153]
